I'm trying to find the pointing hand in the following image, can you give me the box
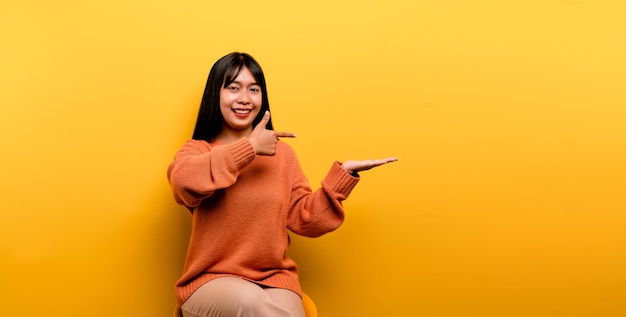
[249,111,296,156]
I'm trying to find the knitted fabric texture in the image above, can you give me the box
[167,138,359,304]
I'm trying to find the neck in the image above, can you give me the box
[215,128,252,144]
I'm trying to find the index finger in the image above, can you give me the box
[275,131,297,138]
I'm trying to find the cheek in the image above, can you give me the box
[220,91,233,105]
[252,93,263,106]
[219,105,230,117]
[219,101,234,118]
[220,93,235,109]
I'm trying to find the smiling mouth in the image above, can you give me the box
[233,108,251,115]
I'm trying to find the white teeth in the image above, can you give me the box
[233,109,251,114]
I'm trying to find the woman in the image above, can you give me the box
[167,52,397,317]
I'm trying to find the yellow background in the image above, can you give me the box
[1,1,625,316]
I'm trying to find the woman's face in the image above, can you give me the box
[219,66,262,137]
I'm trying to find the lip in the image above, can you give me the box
[232,108,252,118]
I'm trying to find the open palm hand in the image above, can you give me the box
[342,157,398,174]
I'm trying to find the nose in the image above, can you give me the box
[238,91,250,104]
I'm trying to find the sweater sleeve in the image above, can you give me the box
[167,138,256,209]
[287,161,360,237]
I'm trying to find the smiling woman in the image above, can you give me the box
[166,52,397,317]
[191,53,273,143]
[3,1,625,316]
[218,66,263,141]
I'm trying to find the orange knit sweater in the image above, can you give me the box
[167,137,359,304]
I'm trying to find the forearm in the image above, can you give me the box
[167,138,256,207]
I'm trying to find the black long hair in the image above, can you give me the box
[192,52,272,141]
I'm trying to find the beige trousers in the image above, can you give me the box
[181,277,306,317]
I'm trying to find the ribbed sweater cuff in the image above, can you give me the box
[323,161,360,199]
[227,138,256,170]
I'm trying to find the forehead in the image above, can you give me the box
[227,66,258,85]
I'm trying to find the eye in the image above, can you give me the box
[249,86,261,93]
[226,85,239,91]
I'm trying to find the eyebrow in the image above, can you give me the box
[231,80,259,86]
